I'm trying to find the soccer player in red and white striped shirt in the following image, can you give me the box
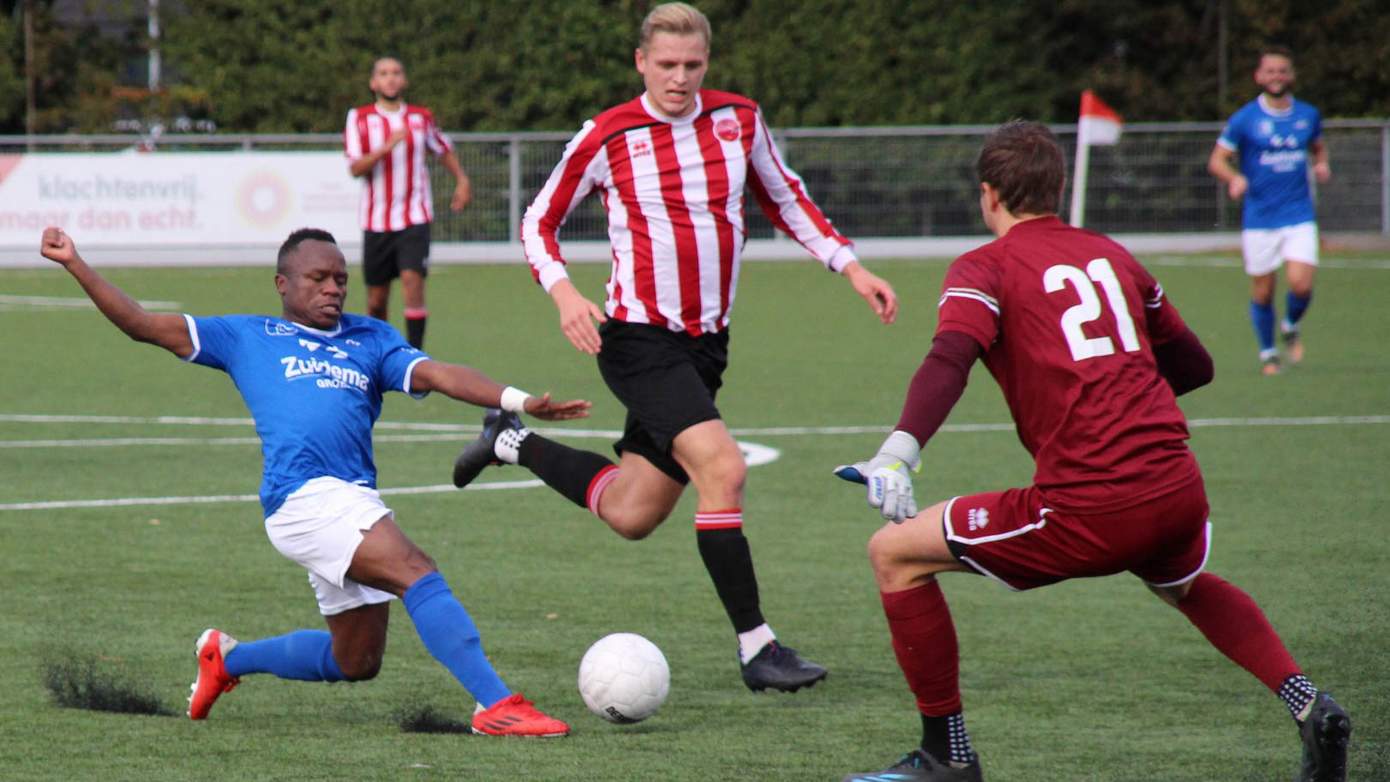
[451,2,898,693]
[344,57,471,349]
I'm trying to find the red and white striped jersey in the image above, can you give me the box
[521,90,855,335]
[344,103,452,232]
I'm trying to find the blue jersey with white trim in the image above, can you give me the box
[182,313,428,516]
[1217,96,1322,229]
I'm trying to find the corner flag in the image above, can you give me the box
[1070,90,1124,227]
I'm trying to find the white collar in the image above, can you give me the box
[1257,94,1294,117]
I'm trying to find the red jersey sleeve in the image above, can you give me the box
[1131,262,1190,345]
[935,253,1002,350]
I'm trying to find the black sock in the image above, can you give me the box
[404,315,426,349]
[921,712,976,766]
[516,434,614,509]
[695,528,765,634]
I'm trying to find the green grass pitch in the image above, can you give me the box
[1,252,1386,780]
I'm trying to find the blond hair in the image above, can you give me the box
[639,3,711,50]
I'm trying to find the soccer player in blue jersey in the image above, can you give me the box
[1208,45,1331,375]
[39,225,588,736]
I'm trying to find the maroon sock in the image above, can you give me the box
[1177,572,1301,691]
[881,580,961,715]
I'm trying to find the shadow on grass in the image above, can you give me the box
[41,653,175,717]
[395,704,475,734]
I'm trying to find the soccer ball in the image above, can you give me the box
[577,632,670,724]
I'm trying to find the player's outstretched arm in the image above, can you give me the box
[548,279,607,355]
[39,227,193,357]
[840,260,899,324]
[410,359,591,420]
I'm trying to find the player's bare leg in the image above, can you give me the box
[1249,272,1282,374]
[399,269,427,349]
[365,282,391,322]
[323,603,389,681]
[847,502,981,781]
[589,451,684,539]
[1281,260,1316,364]
[1149,575,1349,781]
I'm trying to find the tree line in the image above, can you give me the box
[3,0,1387,135]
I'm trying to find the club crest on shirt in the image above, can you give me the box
[715,118,741,142]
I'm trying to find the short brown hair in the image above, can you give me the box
[976,120,1066,216]
[640,3,711,50]
[1259,44,1294,65]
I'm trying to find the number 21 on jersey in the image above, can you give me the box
[1044,258,1139,362]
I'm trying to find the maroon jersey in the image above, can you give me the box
[936,216,1198,513]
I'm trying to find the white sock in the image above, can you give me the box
[494,427,529,464]
[737,623,776,665]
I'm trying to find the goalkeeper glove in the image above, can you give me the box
[832,430,922,523]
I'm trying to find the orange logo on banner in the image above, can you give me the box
[237,171,292,227]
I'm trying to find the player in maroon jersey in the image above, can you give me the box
[344,57,471,349]
[451,2,897,694]
[838,121,1349,782]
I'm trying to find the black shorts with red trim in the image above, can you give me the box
[942,478,1210,591]
[362,223,430,286]
[595,320,728,484]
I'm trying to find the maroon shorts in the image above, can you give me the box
[942,479,1210,591]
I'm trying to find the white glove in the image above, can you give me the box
[832,430,922,523]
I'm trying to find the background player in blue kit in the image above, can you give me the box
[38,225,588,736]
[1208,45,1331,375]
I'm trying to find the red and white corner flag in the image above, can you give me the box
[1070,90,1123,227]
[1077,90,1123,146]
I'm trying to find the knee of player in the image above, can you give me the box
[610,513,662,540]
[865,529,899,577]
[702,451,747,494]
[339,651,384,682]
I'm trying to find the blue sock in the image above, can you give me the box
[223,630,345,682]
[403,572,511,707]
[1249,299,1276,353]
[1284,290,1312,328]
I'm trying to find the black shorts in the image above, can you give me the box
[362,224,431,286]
[596,320,729,484]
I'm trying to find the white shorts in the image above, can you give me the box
[1241,222,1319,276]
[264,476,397,616]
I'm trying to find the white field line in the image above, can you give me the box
[4,413,1388,443]
[0,479,544,512]
[1143,256,1390,270]
[0,294,182,309]
[1,413,1385,512]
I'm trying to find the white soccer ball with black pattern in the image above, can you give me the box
[577,632,670,724]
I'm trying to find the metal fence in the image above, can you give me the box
[4,119,1387,242]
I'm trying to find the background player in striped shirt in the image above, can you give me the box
[345,56,472,350]
[39,225,586,737]
[1208,45,1330,375]
[451,2,898,693]
[836,121,1348,782]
